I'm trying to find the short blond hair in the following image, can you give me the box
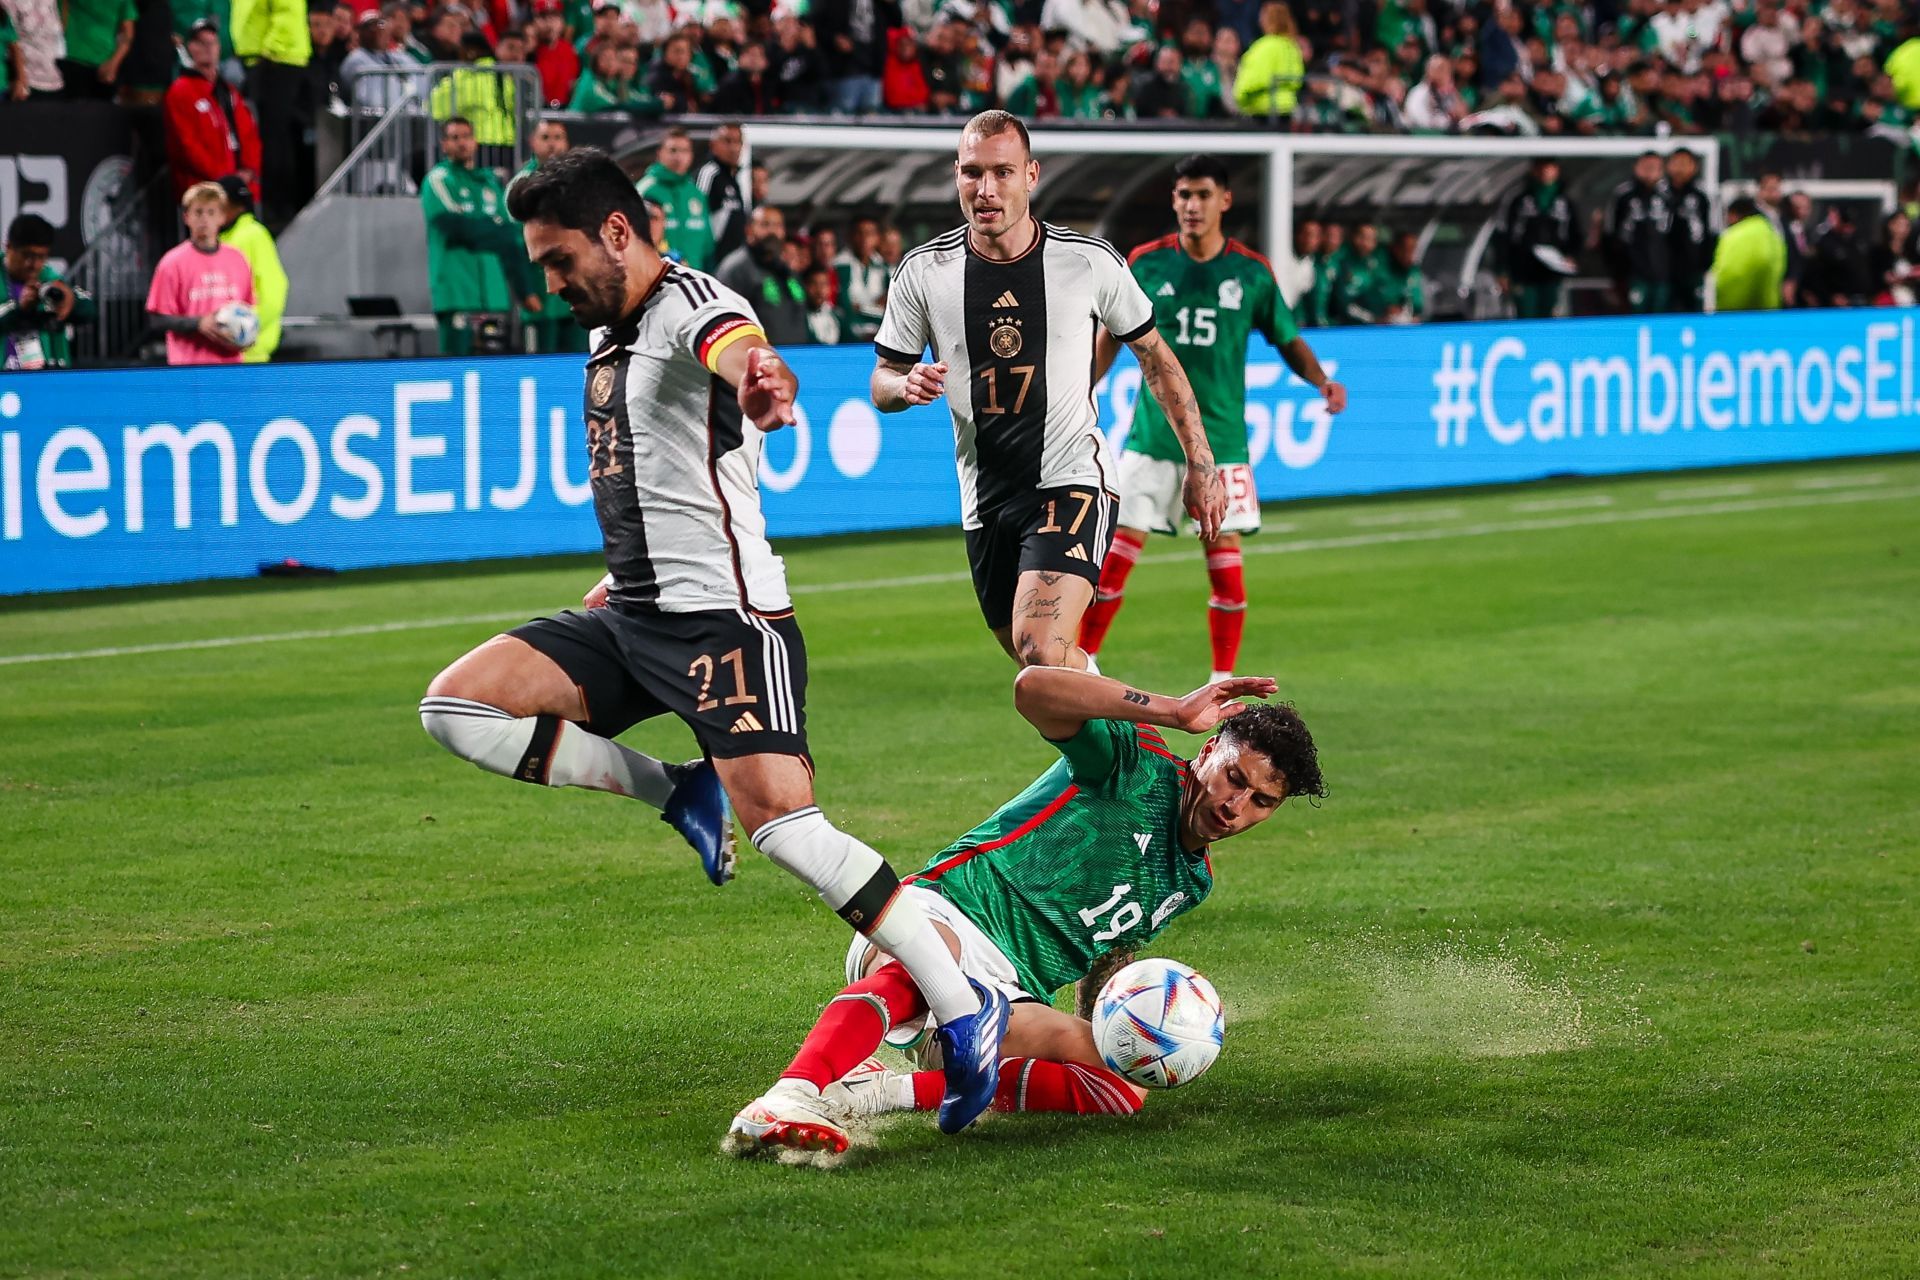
[182,181,228,209]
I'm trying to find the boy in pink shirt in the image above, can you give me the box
[146,181,255,366]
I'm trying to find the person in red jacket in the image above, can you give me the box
[880,26,927,112]
[163,20,262,205]
[528,0,579,107]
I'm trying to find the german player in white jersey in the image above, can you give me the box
[871,111,1226,670]
[416,149,1009,1136]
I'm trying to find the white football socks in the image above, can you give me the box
[750,808,982,1025]
[419,697,677,808]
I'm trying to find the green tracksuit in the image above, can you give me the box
[635,161,714,273]
[422,158,530,355]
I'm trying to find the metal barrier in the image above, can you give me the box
[64,167,176,366]
[322,62,538,199]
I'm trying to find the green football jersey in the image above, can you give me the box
[1122,237,1300,466]
[907,719,1214,999]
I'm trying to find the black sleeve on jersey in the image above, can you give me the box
[1111,315,1156,345]
[874,340,920,364]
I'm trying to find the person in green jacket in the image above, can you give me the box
[216,175,288,363]
[1376,231,1426,323]
[3,214,97,370]
[1235,2,1306,122]
[634,128,714,272]
[1327,223,1388,325]
[1056,50,1106,119]
[422,117,541,356]
[1711,198,1786,312]
[569,42,662,113]
[509,120,587,354]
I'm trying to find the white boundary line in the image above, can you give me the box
[3,483,1917,670]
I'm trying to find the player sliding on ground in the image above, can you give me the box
[418,149,1009,1135]
[724,666,1324,1162]
[871,111,1227,671]
[1083,154,1347,687]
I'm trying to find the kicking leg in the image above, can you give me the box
[420,634,679,804]
[720,754,1005,1134]
[890,1004,1147,1117]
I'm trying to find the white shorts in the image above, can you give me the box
[844,884,1038,1049]
[1116,453,1261,537]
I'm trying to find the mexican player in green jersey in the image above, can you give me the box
[1081,155,1347,684]
[724,666,1325,1164]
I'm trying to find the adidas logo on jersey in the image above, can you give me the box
[1156,281,1176,297]
[992,290,1020,309]
[730,711,765,734]
[1133,832,1152,854]
[1065,544,1089,561]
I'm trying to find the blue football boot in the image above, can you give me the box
[933,978,1010,1134]
[661,757,735,886]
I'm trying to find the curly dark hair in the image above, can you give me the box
[1215,702,1326,803]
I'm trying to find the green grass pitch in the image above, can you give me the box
[3,455,1918,1278]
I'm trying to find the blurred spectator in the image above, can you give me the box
[1890,24,1920,107]
[636,129,715,272]
[1236,2,1305,122]
[648,31,707,111]
[1870,211,1918,305]
[642,196,674,260]
[1403,52,1466,130]
[772,7,827,111]
[1607,151,1671,312]
[1005,46,1061,117]
[1054,49,1105,118]
[1303,220,1342,326]
[570,42,656,111]
[1480,3,1529,91]
[215,174,286,363]
[1205,27,1241,116]
[803,265,840,344]
[1665,147,1714,313]
[527,0,579,106]
[510,119,585,353]
[699,121,750,263]
[1039,0,1144,57]
[718,205,808,344]
[383,0,431,62]
[1711,197,1786,311]
[781,235,809,277]
[234,0,313,224]
[1380,231,1425,322]
[574,2,619,62]
[1499,155,1577,318]
[1781,190,1815,305]
[3,214,95,370]
[1135,44,1190,117]
[340,10,417,108]
[834,215,888,340]
[58,0,134,100]
[1800,206,1873,306]
[421,116,537,356]
[713,39,780,113]
[626,0,674,49]
[1327,222,1382,324]
[1754,171,1785,234]
[815,0,899,114]
[0,8,25,99]
[808,225,839,282]
[921,17,965,113]
[4,0,66,95]
[880,223,903,267]
[881,24,928,110]
[751,161,770,206]
[146,182,254,365]
[165,20,263,204]
[1278,218,1318,311]
[119,0,181,106]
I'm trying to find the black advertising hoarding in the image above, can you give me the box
[0,103,138,268]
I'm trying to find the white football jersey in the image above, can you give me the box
[875,221,1156,528]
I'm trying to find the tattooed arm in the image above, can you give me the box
[1128,328,1225,540]
[1076,947,1135,1020]
[1012,666,1279,742]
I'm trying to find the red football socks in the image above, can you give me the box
[779,962,927,1092]
[1205,546,1247,675]
[1080,530,1146,656]
[908,1058,1143,1115]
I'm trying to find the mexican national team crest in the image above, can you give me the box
[1218,278,1244,310]
[990,319,1023,358]
[589,364,616,409]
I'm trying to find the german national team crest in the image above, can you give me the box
[1218,278,1244,310]
[990,319,1023,358]
[589,364,616,408]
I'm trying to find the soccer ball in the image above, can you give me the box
[1091,957,1225,1089]
[213,301,259,349]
